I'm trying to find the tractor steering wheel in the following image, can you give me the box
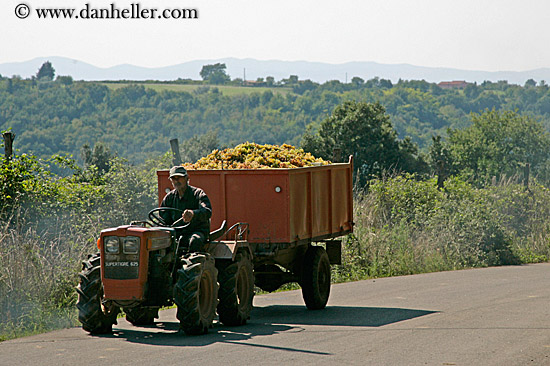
[148,207,190,228]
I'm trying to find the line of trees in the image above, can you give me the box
[3,70,550,166]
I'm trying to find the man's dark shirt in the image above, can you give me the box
[159,185,212,237]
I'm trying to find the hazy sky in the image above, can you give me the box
[2,0,550,71]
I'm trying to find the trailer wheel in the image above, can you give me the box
[124,307,159,326]
[301,246,331,310]
[173,253,218,335]
[217,250,255,326]
[76,253,119,334]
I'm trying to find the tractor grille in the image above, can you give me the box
[104,257,139,279]
[103,236,140,280]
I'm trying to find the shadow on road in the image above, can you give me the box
[105,320,327,355]
[97,305,436,351]
[253,305,437,327]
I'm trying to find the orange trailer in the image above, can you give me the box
[157,157,354,246]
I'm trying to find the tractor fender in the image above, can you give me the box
[207,240,252,261]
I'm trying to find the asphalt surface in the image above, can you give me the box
[2,263,550,365]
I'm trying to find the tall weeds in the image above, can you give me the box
[0,211,100,340]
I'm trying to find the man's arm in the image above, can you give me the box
[192,189,212,222]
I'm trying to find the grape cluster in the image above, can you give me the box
[184,142,330,170]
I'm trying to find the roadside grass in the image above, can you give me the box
[0,214,96,341]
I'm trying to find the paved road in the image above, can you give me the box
[3,264,550,365]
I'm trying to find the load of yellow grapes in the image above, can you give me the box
[184,142,330,170]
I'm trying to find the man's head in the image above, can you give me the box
[169,166,189,194]
[169,166,188,179]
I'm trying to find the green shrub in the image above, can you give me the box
[337,174,547,282]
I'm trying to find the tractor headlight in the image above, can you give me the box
[123,236,140,254]
[104,236,120,254]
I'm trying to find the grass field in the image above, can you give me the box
[98,82,293,96]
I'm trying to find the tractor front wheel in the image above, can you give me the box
[173,253,218,335]
[217,250,255,326]
[76,253,119,334]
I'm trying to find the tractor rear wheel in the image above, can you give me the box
[173,253,218,335]
[217,250,255,326]
[76,253,119,334]
[301,246,331,310]
[124,307,159,326]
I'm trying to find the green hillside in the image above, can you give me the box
[2,75,550,164]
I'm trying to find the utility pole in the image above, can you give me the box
[169,138,182,166]
[3,131,15,160]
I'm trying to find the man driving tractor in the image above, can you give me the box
[160,166,212,252]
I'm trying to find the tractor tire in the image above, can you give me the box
[173,253,218,335]
[124,307,159,326]
[301,246,331,310]
[217,250,255,326]
[76,253,119,334]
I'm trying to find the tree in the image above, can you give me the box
[36,61,55,81]
[180,130,220,163]
[199,63,230,85]
[464,83,481,99]
[447,109,550,183]
[282,75,299,86]
[81,142,114,175]
[6,78,13,94]
[524,79,537,88]
[56,75,73,85]
[428,135,454,188]
[265,76,275,86]
[351,77,364,86]
[302,101,425,182]
[379,78,393,89]
[292,79,318,95]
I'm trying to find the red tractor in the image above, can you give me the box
[76,157,353,335]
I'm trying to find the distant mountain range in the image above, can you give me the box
[1,56,550,85]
